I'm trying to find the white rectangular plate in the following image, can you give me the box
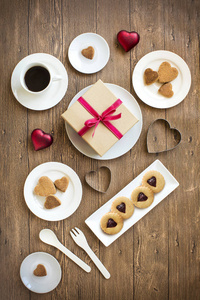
[85,159,179,247]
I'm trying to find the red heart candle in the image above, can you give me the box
[31,129,53,151]
[117,30,140,52]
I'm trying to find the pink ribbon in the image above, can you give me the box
[77,96,123,139]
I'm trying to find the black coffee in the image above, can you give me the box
[24,66,50,92]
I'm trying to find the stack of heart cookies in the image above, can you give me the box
[100,170,165,235]
[144,61,178,98]
[34,176,69,209]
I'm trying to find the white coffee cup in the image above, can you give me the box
[20,62,62,94]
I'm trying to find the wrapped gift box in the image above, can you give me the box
[61,80,138,156]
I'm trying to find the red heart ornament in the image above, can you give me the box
[117,30,140,52]
[31,129,53,151]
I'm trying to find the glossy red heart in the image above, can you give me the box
[117,30,140,52]
[31,129,53,151]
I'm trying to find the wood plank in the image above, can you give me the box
[0,1,30,300]
[163,0,200,299]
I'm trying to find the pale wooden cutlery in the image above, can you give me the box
[39,229,91,273]
[70,227,110,279]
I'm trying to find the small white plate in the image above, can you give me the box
[132,50,191,109]
[65,83,142,160]
[20,252,61,294]
[24,162,82,221]
[11,53,68,110]
[85,159,179,247]
[68,33,110,74]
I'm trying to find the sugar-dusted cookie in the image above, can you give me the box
[34,176,56,197]
[111,196,134,219]
[33,264,47,276]
[131,186,154,208]
[81,46,95,60]
[44,195,61,209]
[100,212,123,235]
[142,170,165,193]
[158,83,174,98]
[54,176,69,192]
[144,68,159,85]
[158,62,178,83]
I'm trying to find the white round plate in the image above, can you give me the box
[24,162,82,221]
[20,252,61,294]
[132,50,191,109]
[11,53,68,110]
[68,33,110,74]
[65,83,143,160]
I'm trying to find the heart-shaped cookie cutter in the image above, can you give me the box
[147,118,182,153]
[85,166,111,193]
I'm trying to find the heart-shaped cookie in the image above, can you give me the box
[34,176,56,197]
[44,195,61,209]
[54,176,69,192]
[158,83,174,98]
[144,68,159,85]
[31,129,53,151]
[81,46,95,59]
[117,30,140,52]
[85,166,111,193]
[158,62,178,83]
[147,119,181,153]
[33,264,47,276]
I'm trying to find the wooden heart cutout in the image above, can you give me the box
[85,166,111,193]
[147,119,181,153]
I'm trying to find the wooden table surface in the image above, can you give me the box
[0,0,199,299]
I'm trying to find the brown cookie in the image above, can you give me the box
[44,195,61,209]
[33,264,47,276]
[81,46,95,59]
[34,176,56,197]
[144,68,159,85]
[158,83,174,97]
[111,196,134,219]
[131,186,154,208]
[158,62,178,83]
[100,212,123,235]
[54,176,69,192]
[142,170,165,193]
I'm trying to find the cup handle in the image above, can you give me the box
[52,75,62,81]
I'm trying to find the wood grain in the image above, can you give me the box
[0,0,199,299]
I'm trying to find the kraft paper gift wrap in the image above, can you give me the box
[61,80,138,157]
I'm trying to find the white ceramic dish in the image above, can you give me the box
[20,252,61,294]
[85,160,179,247]
[11,53,68,110]
[68,33,110,74]
[132,50,191,109]
[65,83,143,160]
[24,162,82,221]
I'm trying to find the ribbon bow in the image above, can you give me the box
[78,97,123,139]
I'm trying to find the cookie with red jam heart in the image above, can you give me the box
[100,212,123,234]
[142,170,165,193]
[111,196,134,219]
[131,186,154,208]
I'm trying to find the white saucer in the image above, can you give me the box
[68,33,110,74]
[24,162,82,221]
[65,83,143,160]
[20,252,62,294]
[132,50,191,109]
[11,53,68,110]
